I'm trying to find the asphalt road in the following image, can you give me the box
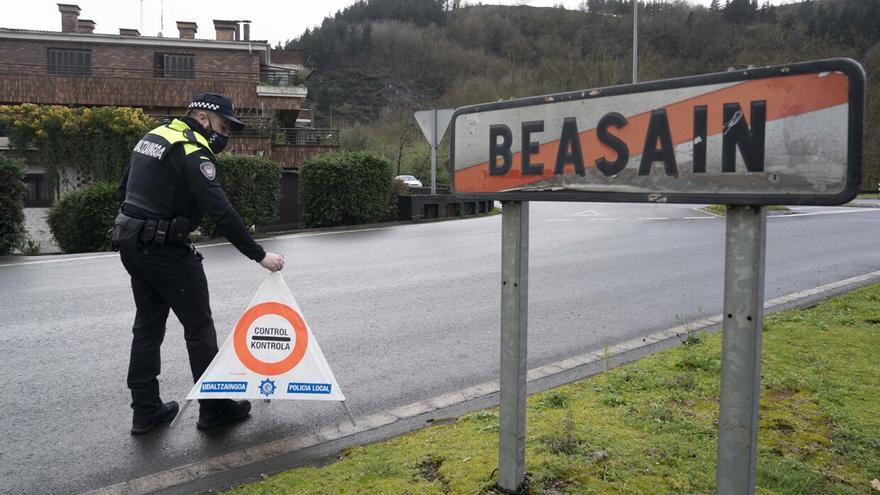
[1,201,879,495]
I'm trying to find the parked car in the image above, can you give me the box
[395,175,423,188]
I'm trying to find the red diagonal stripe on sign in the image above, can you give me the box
[454,72,849,193]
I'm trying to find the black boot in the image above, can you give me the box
[131,401,179,435]
[197,399,251,430]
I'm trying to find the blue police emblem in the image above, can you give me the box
[259,378,276,397]
[199,161,216,181]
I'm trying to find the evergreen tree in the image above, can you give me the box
[361,23,373,51]
[723,0,755,23]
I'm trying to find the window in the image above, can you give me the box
[24,174,54,207]
[154,53,195,79]
[47,48,92,75]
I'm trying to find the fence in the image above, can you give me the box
[273,128,340,147]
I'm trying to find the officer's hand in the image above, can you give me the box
[259,252,285,272]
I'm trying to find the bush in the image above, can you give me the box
[0,155,27,255]
[47,182,118,253]
[299,151,396,228]
[200,154,282,235]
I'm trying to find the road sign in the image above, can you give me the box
[451,58,865,205]
[482,59,867,494]
[415,108,455,147]
[185,273,345,402]
[415,108,455,194]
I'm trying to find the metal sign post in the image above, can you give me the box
[432,109,437,194]
[498,201,529,493]
[632,0,638,84]
[717,205,767,494]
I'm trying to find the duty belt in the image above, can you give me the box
[119,212,191,246]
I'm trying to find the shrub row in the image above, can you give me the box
[47,154,282,253]
[299,151,396,228]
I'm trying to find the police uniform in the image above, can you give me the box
[115,93,262,433]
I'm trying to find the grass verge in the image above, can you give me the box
[703,205,791,216]
[226,285,880,494]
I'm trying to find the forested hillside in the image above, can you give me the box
[288,0,880,188]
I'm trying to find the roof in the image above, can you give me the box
[0,27,270,53]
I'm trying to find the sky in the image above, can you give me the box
[0,0,791,47]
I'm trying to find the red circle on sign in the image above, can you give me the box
[233,302,308,375]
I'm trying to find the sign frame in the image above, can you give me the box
[450,58,865,206]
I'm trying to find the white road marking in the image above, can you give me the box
[82,269,880,495]
[693,206,723,217]
[0,226,398,269]
[566,209,601,217]
[771,208,876,218]
[272,226,396,240]
[0,253,118,268]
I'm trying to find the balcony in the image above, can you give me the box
[257,66,308,98]
[273,128,339,147]
[266,128,339,168]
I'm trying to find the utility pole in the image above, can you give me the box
[633,0,638,83]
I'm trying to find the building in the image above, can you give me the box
[0,3,337,225]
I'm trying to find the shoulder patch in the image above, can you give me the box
[199,161,217,181]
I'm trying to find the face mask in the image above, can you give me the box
[207,131,228,154]
[205,119,229,154]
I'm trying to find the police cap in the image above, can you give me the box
[188,93,245,131]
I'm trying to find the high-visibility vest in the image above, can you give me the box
[123,119,214,218]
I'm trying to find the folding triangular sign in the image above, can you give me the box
[186,272,345,401]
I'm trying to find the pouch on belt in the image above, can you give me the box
[109,212,146,251]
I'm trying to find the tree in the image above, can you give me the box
[722,0,755,23]
[362,22,373,50]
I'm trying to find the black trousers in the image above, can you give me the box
[120,243,218,419]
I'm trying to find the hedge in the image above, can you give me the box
[47,182,119,253]
[199,154,282,235]
[0,155,27,255]
[299,151,396,228]
[43,155,281,252]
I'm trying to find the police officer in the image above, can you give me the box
[113,93,285,434]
